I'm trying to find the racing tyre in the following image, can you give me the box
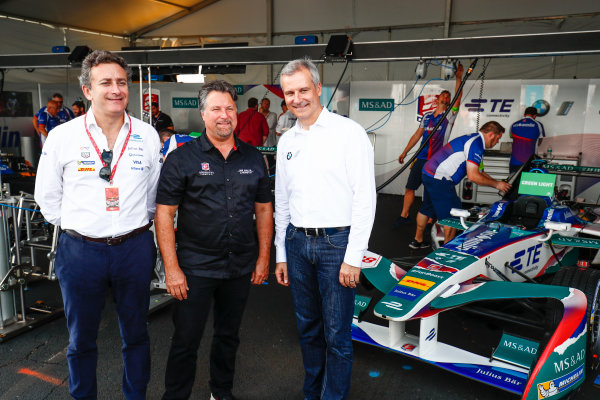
[550,266,600,375]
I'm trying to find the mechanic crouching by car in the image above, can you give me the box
[410,121,512,248]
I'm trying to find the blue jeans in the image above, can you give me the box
[285,224,355,400]
[55,230,156,400]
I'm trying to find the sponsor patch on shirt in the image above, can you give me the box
[238,169,253,175]
[129,133,143,142]
[198,162,215,176]
[77,160,95,165]
[81,151,90,158]
[78,167,95,172]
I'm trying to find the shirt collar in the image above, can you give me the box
[200,132,243,153]
[295,106,328,132]
[85,109,130,132]
[478,131,486,145]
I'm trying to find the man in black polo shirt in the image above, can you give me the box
[152,101,174,132]
[155,80,273,400]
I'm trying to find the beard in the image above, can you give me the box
[214,120,234,138]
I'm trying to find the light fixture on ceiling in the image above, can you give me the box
[176,66,204,83]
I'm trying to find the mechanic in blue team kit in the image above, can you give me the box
[509,106,546,174]
[409,121,512,248]
[158,129,202,161]
[35,93,76,146]
[36,100,61,146]
[394,62,465,227]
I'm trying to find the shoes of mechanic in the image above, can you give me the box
[408,239,430,249]
[210,394,237,400]
[392,216,410,228]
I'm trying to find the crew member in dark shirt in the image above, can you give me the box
[151,102,174,132]
[155,80,273,400]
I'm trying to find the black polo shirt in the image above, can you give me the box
[153,112,174,131]
[156,133,272,278]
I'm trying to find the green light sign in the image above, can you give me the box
[518,172,556,197]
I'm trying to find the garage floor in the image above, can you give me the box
[0,194,599,399]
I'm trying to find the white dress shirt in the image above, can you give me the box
[274,107,376,267]
[34,109,161,238]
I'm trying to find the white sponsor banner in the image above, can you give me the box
[350,79,600,200]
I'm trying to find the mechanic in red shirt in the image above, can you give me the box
[234,97,269,146]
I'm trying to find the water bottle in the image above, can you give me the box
[547,146,552,158]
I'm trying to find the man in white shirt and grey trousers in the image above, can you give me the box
[35,50,161,400]
[274,58,376,400]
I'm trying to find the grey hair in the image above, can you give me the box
[78,50,132,89]
[198,80,237,112]
[280,57,320,88]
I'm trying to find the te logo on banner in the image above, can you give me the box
[464,98,515,113]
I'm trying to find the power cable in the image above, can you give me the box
[326,58,350,110]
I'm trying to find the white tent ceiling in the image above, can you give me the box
[0,0,598,42]
[0,0,599,84]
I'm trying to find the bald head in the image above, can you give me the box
[46,100,59,117]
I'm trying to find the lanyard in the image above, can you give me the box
[84,112,133,184]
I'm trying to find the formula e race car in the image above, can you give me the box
[353,160,600,400]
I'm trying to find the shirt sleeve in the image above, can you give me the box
[274,138,291,263]
[254,151,272,204]
[155,150,186,206]
[276,115,285,133]
[146,131,162,219]
[343,125,377,267]
[164,114,174,127]
[34,133,64,225]
[38,111,48,126]
[467,137,484,166]
[418,113,428,129]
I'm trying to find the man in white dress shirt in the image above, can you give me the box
[34,50,161,400]
[274,58,376,400]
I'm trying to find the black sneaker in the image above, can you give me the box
[392,216,410,229]
[409,240,430,249]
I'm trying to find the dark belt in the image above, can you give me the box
[295,226,350,237]
[64,222,153,246]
